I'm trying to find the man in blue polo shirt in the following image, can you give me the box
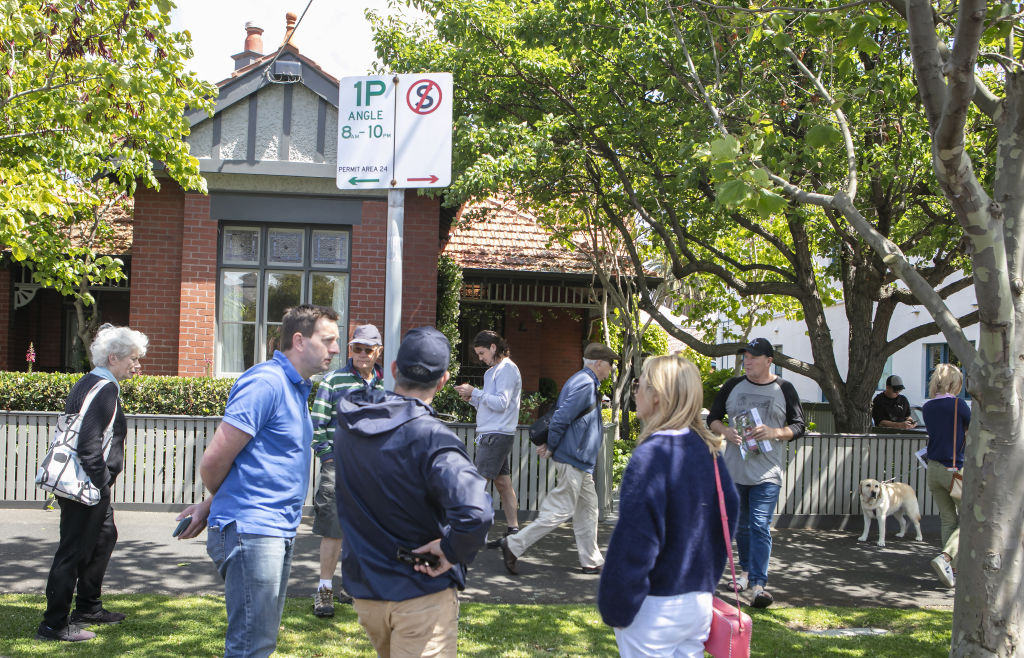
[176,304,340,658]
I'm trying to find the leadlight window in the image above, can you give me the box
[218,224,350,376]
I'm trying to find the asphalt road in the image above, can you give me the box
[1,506,954,610]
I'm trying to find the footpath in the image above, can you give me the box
[0,507,953,610]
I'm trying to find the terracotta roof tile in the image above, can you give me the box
[443,198,595,274]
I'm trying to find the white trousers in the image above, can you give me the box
[505,461,603,568]
[614,592,713,658]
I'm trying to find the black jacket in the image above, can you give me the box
[64,373,126,492]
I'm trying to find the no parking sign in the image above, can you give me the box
[336,73,453,189]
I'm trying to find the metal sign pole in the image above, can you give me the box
[383,187,404,390]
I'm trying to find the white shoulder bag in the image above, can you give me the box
[35,380,118,505]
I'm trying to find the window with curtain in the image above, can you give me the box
[217,224,350,377]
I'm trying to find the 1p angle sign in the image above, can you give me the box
[336,73,453,190]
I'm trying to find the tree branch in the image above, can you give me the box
[831,190,978,364]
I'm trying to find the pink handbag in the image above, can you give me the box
[704,454,752,658]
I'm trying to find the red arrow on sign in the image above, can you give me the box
[407,175,439,184]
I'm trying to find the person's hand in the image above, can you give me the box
[453,383,474,401]
[411,538,452,577]
[175,498,212,540]
[905,417,918,428]
[749,424,778,441]
[536,443,552,458]
[722,426,743,446]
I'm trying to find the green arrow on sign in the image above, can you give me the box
[348,176,380,185]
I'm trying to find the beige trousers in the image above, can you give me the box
[926,460,961,568]
[353,587,459,658]
[506,461,604,569]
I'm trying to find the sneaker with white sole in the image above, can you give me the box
[313,586,335,617]
[931,555,956,588]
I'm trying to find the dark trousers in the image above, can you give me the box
[43,495,117,628]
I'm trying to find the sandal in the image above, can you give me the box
[751,586,774,608]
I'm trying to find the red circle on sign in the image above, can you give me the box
[406,79,442,115]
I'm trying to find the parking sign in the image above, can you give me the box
[336,74,452,189]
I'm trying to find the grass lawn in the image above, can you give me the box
[0,594,952,656]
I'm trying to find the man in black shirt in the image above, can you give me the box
[871,375,917,429]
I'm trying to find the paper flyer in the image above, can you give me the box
[735,407,773,459]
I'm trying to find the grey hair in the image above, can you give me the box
[583,358,601,369]
[91,325,149,368]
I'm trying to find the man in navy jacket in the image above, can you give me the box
[333,327,492,657]
[500,342,617,576]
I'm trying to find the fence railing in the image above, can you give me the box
[0,413,616,517]
[1,413,935,524]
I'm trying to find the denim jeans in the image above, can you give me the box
[207,522,295,658]
[735,482,781,588]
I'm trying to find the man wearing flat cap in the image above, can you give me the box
[872,375,917,430]
[332,326,492,657]
[499,342,617,576]
[309,324,385,617]
[707,337,805,609]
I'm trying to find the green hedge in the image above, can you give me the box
[0,372,237,416]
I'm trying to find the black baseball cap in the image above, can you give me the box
[396,327,450,383]
[886,375,905,391]
[737,338,774,358]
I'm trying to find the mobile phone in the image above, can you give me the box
[396,546,440,568]
[172,516,193,538]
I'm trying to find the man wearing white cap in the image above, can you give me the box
[309,324,384,617]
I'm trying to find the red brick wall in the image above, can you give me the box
[177,193,216,377]
[130,182,184,376]
[350,191,440,345]
[402,191,439,331]
[506,306,585,392]
[349,198,387,338]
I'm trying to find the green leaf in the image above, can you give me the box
[716,179,750,207]
[756,191,789,217]
[709,135,741,163]
[805,125,842,148]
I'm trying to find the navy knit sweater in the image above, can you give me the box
[598,428,739,628]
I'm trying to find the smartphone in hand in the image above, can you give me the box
[396,546,440,568]
[172,516,193,538]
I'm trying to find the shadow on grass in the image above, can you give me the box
[0,594,951,658]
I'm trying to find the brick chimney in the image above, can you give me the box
[231,21,264,71]
[282,12,299,50]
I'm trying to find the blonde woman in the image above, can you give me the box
[923,363,970,588]
[598,355,739,657]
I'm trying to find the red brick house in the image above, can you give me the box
[2,18,441,377]
[443,198,609,392]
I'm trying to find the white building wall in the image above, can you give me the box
[718,279,979,407]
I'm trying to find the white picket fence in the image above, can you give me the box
[0,413,616,516]
[0,412,937,524]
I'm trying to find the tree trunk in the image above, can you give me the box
[951,398,1024,655]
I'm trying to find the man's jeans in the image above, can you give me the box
[735,482,781,588]
[207,522,295,658]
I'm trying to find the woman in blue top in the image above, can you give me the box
[598,355,739,657]
[922,363,970,589]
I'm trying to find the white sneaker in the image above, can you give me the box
[931,555,955,588]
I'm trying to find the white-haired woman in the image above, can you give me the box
[38,325,148,643]
[923,363,970,589]
[598,355,740,657]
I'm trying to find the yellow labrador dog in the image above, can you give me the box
[857,479,923,547]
